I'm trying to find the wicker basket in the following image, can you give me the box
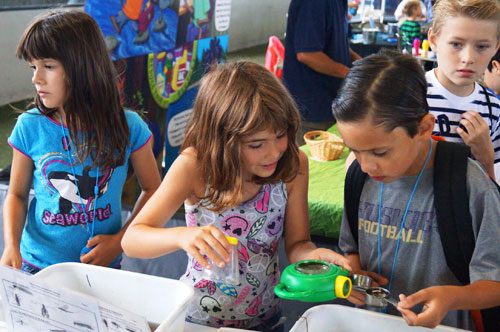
[304,130,345,161]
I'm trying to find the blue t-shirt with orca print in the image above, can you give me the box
[8,109,151,269]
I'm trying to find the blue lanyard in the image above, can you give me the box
[59,116,99,239]
[377,139,433,292]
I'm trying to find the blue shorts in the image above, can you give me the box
[21,261,41,274]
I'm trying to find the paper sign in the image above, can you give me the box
[215,0,231,32]
[0,265,150,332]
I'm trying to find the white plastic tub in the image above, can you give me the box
[290,305,469,332]
[34,262,194,332]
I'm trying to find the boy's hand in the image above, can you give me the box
[80,233,122,266]
[179,225,231,269]
[0,246,22,269]
[397,285,452,328]
[304,247,352,271]
[347,270,388,306]
[457,111,494,172]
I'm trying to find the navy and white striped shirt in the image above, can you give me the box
[426,69,500,182]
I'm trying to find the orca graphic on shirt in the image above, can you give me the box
[48,166,113,214]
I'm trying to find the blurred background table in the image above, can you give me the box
[301,125,348,239]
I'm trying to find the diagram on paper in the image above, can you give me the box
[2,278,101,332]
[0,266,150,332]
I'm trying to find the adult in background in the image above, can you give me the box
[283,0,361,145]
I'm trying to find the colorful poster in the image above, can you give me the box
[176,0,216,47]
[194,34,228,77]
[86,0,231,174]
[146,34,228,109]
[85,0,179,60]
[147,42,198,108]
[164,86,198,171]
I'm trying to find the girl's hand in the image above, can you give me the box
[80,233,122,266]
[347,270,388,306]
[304,247,352,271]
[179,225,231,269]
[397,286,452,328]
[0,246,22,269]
[457,111,495,173]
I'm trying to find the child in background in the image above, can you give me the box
[122,61,350,330]
[1,10,161,273]
[399,0,423,52]
[426,0,500,182]
[333,52,500,330]
[394,0,428,22]
[483,48,500,98]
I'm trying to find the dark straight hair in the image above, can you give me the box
[17,9,129,169]
[332,50,429,137]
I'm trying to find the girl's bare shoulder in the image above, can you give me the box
[298,150,309,169]
[178,146,198,165]
[177,147,206,198]
[284,150,309,191]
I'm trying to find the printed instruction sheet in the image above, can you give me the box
[0,265,151,332]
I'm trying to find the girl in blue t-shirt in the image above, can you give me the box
[1,10,161,273]
[121,61,351,330]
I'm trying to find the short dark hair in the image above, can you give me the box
[332,50,428,137]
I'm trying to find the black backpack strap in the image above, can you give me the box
[434,141,500,332]
[482,307,500,332]
[479,84,493,132]
[433,141,474,285]
[345,160,368,245]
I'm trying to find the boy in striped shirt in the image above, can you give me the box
[426,0,500,183]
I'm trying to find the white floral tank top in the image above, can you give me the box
[180,181,287,329]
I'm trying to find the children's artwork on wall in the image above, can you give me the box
[85,0,179,60]
[147,42,198,108]
[196,35,228,75]
[86,0,231,174]
[176,0,219,47]
[164,86,198,171]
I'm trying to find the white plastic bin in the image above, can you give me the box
[34,262,194,332]
[290,305,469,332]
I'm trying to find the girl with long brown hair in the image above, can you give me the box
[122,61,350,330]
[1,9,161,273]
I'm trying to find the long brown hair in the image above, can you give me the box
[16,9,129,169]
[182,61,301,212]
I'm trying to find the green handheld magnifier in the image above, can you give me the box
[274,260,352,302]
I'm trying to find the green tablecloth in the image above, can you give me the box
[300,125,348,239]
